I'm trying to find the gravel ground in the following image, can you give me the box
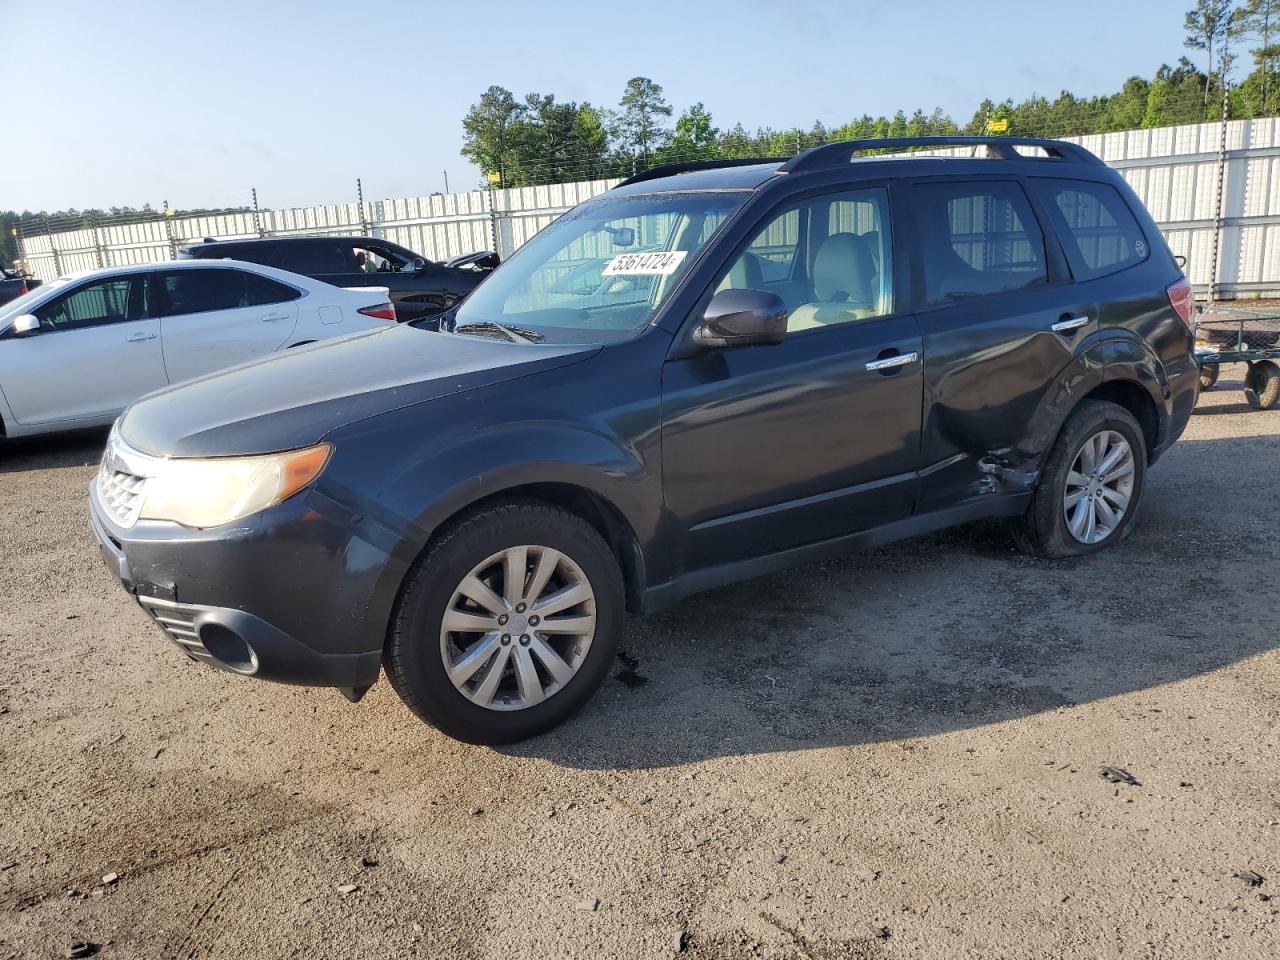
[1,374,1278,960]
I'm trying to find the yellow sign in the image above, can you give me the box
[988,118,1009,133]
[164,207,176,217]
[486,171,501,185]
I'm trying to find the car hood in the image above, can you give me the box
[119,324,600,457]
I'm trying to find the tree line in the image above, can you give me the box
[461,0,1280,188]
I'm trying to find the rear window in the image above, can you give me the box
[1031,178,1150,280]
[914,180,1047,306]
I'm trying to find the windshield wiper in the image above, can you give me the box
[454,320,544,343]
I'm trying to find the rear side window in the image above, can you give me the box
[159,269,296,317]
[914,180,1047,306]
[1031,178,1150,280]
[243,273,300,306]
[273,242,351,275]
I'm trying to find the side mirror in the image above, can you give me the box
[693,289,788,349]
[1174,254,1188,269]
[407,256,427,274]
[445,250,501,272]
[5,314,40,338]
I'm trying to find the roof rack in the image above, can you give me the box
[614,157,788,188]
[778,136,1102,175]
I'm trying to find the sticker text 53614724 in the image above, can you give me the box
[601,250,688,277]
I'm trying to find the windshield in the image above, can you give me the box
[0,277,68,325]
[444,191,746,344]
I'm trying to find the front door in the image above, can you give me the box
[0,272,166,425]
[661,186,924,571]
[156,267,300,384]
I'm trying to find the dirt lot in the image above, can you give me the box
[1,373,1278,960]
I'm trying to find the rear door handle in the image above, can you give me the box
[126,331,157,342]
[865,351,919,372]
[1051,315,1090,333]
[262,312,290,322]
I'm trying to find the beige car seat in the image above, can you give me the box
[789,233,881,331]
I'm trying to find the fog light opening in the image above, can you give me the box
[198,623,259,674]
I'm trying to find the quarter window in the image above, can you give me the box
[1031,178,1150,279]
[915,181,1047,306]
[34,275,148,332]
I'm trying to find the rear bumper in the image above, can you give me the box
[90,487,402,690]
[1153,352,1200,464]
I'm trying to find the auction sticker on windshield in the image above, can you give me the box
[602,251,688,276]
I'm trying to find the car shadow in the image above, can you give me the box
[0,427,108,475]
[507,431,1279,770]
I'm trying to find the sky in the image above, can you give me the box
[2,0,1192,213]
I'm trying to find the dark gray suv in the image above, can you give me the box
[91,137,1198,744]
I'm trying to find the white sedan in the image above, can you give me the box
[0,259,397,439]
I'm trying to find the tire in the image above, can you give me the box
[385,499,624,744]
[1244,360,1280,410]
[1198,363,1219,392]
[1012,399,1147,559]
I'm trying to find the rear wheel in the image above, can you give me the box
[385,499,623,744]
[1012,400,1147,559]
[1244,360,1280,410]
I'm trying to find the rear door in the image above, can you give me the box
[156,267,300,383]
[908,177,1096,511]
[0,272,166,424]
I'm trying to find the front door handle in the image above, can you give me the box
[865,351,919,372]
[126,331,157,342]
[1051,314,1090,333]
[261,312,290,322]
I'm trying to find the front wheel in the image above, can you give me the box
[1198,363,1219,392]
[385,499,624,744]
[1012,400,1147,559]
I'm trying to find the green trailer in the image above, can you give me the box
[1194,307,1280,409]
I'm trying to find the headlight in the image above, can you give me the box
[138,444,331,528]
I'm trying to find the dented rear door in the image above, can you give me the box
[908,176,1097,512]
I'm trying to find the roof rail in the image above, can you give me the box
[614,157,788,188]
[778,136,1102,175]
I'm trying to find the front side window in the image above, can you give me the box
[34,275,147,332]
[915,180,1047,306]
[1031,178,1149,280]
[445,191,746,344]
[713,188,893,332]
[352,244,405,274]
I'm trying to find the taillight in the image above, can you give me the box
[1167,277,1193,329]
[17,282,27,296]
[358,302,397,322]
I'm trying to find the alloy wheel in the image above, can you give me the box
[439,545,597,711]
[1062,429,1135,545]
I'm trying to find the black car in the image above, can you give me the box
[93,137,1198,744]
[0,266,39,307]
[179,235,496,323]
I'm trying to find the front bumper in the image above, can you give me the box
[90,485,403,690]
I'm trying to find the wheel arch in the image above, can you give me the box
[443,482,648,615]
[1080,379,1160,461]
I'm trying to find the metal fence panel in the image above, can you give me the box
[25,121,1280,298]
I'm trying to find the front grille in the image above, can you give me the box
[138,597,214,663]
[96,467,147,527]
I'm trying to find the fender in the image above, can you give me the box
[1097,329,1173,413]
